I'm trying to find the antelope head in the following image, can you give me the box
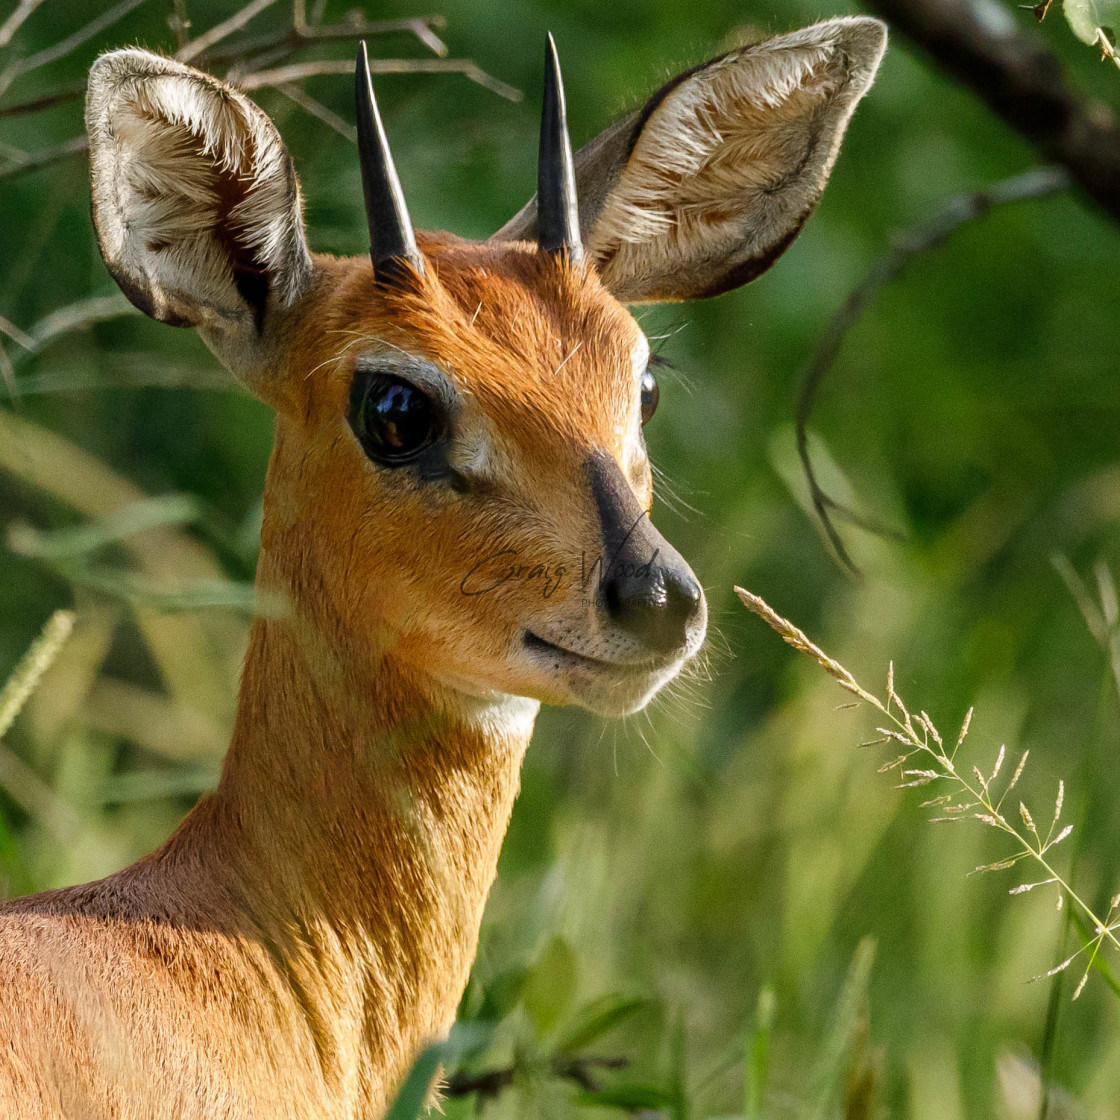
[85,20,886,720]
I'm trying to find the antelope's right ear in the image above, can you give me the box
[494,18,886,303]
[85,49,313,380]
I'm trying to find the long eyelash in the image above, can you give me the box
[646,351,697,398]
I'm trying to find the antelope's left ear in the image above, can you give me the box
[494,17,886,302]
[85,49,314,380]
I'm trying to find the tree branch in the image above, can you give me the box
[0,0,46,52]
[209,16,449,70]
[174,0,280,64]
[862,0,1120,223]
[796,166,1069,574]
[238,57,522,102]
[0,0,149,99]
[0,134,88,180]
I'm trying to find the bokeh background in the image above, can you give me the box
[2,1,1119,1117]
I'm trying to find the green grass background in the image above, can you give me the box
[1,1,1119,1116]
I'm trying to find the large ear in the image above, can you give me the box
[493,18,886,303]
[85,49,313,376]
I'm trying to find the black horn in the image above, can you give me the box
[537,33,583,264]
[355,41,424,281]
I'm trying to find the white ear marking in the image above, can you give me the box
[591,18,887,301]
[86,49,312,341]
[493,17,887,304]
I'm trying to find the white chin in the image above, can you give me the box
[557,661,685,717]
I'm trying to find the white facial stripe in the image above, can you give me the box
[623,333,652,478]
[632,334,651,382]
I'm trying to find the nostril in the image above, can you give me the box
[603,576,624,619]
[667,569,702,617]
[602,564,702,654]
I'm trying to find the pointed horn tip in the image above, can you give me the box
[354,36,424,282]
[544,32,561,73]
[536,28,583,264]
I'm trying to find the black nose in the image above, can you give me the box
[585,451,704,655]
[603,562,703,653]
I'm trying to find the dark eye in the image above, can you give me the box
[349,372,440,465]
[640,368,659,425]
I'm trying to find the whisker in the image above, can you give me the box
[651,461,704,519]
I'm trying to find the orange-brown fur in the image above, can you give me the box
[0,240,653,1119]
[1,16,887,1112]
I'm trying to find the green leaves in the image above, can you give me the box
[744,986,776,1119]
[556,995,649,1054]
[575,1084,675,1111]
[384,1024,493,1120]
[1064,0,1120,43]
[522,934,579,1035]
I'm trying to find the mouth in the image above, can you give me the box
[521,629,691,716]
[523,631,669,673]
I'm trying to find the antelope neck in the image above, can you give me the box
[180,576,538,1102]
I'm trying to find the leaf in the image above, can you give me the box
[384,1024,492,1120]
[384,1045,444,1120]
[555,994,648,1053]
[577,1084,675,1111]
[745,986,777,1119]
[6,494,200,562]
[473,965,529,1023]
[1064,0,1120,43]
[523,934,579,1036]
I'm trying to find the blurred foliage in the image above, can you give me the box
[2,1,1120,1117]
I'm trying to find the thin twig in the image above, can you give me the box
[795,166,1069,574]
[1,296,148,391]
[208,16,448,69]
[0,134,88,180]
[274,83,354,142]
[169,0,191,52]
[1045,553,1120,741]
[862,0,1120,225]
[0,0,149,98]
[1095,27,1120,73]
[1022,0,1055,19]
[0,359,234,399]
[0,0,46,51]
[0,313,34,352]
[0,79,86,119]
[238,57,523,102]
[175,0,280,63]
